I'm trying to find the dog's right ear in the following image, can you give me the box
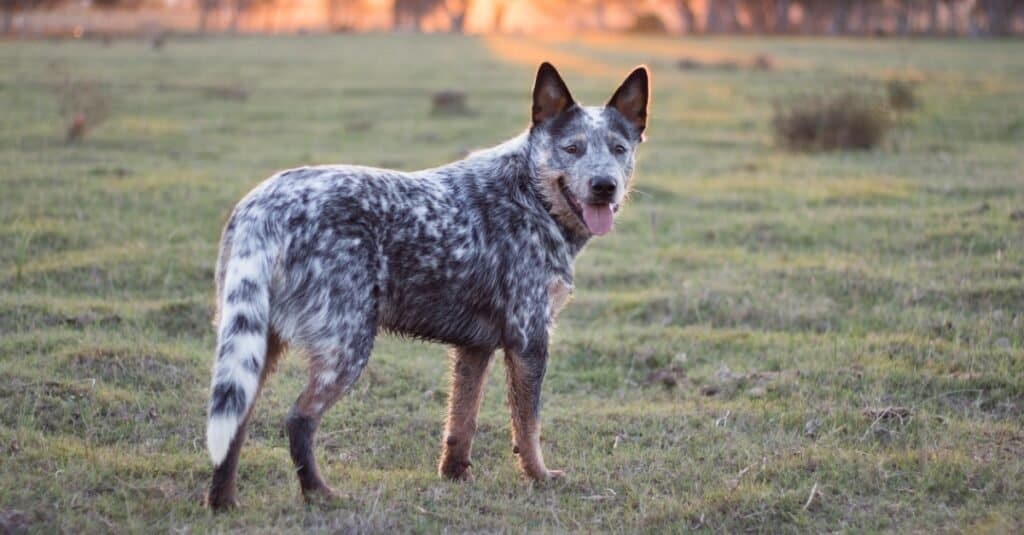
[532,62,574,125]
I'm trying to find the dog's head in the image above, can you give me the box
[527,62,649,237]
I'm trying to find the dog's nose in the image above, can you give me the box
[589,176,617,201]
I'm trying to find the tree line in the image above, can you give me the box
[675,0,1022,36]
[3,0,1022,37]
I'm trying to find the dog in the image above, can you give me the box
[204,62,650,509]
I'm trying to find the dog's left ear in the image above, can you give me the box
[607,65,650,140]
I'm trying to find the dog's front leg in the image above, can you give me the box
[503,332,563,481]
[439,345,494,481]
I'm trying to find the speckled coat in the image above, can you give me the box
[204,62,650,509]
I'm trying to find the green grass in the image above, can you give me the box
[1,33,1023,532]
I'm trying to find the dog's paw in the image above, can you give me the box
[524,467,566,482]
[441,466,475,482]
[439,458,475,482]
[544,469,566,480]
[302,485,345,506]
[206,485,240,510]
[205,493,239,512]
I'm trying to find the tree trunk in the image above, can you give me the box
[450,12,465,32]
[593,0,606,31]
[2,9,13,35]
[831,0,852,34]
[857,0,871,35]
[228,0,243,33]
[927,0,941,34]
[723,0,738,32]
[746,0,768,33]
[492,1,505,32]
[392,0,403,30]
[325,0,337,29]
[707,0,738,33]
[199,4,210,33]
[985,0,1012,36]
[800,0,819,34]
[449,0,468,33]
[774,0,790,33]
[706,0,720,32]
[896,0,911,35]
[677,0,697,33]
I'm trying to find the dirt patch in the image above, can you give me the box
[863,406,912,423]
[643,365,687,389]
[0,378,108,433]
[431,90,475,117]
[157,81,248,101]
[0,509,32,535]
[676,55,775,72]
[699,365,795,399]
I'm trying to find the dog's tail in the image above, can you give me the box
[206,228,275,466]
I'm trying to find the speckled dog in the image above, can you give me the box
[204,62,650,509]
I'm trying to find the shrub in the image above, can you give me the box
[431,90,473,116]
[886,79,918,113]
[772,92,889,152]
[628,12,668,34]
[55,74,109,144]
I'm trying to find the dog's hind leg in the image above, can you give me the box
[285,281,377,502]
[439,346,494,481]
[207,331,286,509]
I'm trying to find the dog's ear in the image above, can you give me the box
[607,65,650,139]
[532,62,574,125]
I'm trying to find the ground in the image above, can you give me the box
[1,33,1022,533]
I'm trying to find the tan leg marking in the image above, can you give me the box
[504,350,563,481]
[439,346,493,481]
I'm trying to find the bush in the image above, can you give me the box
[628,13,668,34]
[772,92,889,152]
[886,79,918,112]
[54,73,109,144]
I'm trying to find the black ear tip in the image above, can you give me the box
[631,65,650,82]
[538,62,559,77]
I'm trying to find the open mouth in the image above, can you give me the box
[558,177,617,236]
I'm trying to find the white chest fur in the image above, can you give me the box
[547,276,573,318]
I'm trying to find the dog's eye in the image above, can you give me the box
[614,144,628,155]
[563,144,579,155]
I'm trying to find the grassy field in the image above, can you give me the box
[1,33,1023,533]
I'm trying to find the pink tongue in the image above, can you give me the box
[581,203,614,236]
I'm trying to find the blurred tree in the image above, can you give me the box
[895,0,911,35]
[197,0,220,33]
[446,0,471,32]
[773,0,790,32]
[673,0,698,33]
[977,0,1019,35]
[325,0,366,30]
[91,0,142,7]
[491,0,506,30]
[829,0,853,34]
[2,0,63,34]
[228,0,277,33]
[392,0,443,31]
[706,0,739,32]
